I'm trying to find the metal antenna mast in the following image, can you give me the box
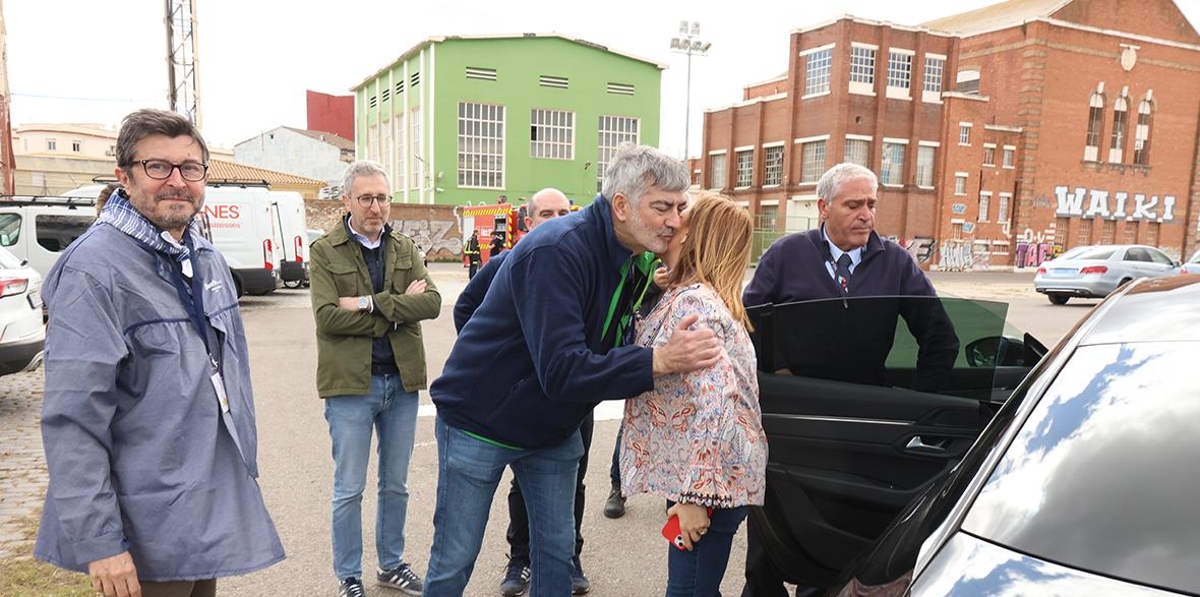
[164,0,201,129]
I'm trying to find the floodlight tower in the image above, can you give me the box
[165,0,201,129]
[669,21,712,159]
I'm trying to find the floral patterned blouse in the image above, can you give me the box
[619,283,767,509]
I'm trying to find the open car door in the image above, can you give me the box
[747,296,1043,588]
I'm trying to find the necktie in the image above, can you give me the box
[835,253,853,294]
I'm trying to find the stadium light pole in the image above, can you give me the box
[670,21,712,160]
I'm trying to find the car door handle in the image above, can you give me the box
[906,436,948,453]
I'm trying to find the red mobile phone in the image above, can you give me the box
[661,507,714,551]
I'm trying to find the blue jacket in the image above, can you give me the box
[744,227,958,391]
[35,224,284,580]
[432,195,654,448]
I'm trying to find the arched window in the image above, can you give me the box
[1109,95,1128,163]
[1084,91,1104,161]
[1134,96,1153,166]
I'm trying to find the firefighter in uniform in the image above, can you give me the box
[464,230,482,279]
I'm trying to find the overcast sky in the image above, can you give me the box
[6,0,1200,157]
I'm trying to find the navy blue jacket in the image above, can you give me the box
[744,227,958,391]
[453,251,506,333]
[431,195,654,448]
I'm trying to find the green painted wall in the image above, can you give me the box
[354,35,662,206]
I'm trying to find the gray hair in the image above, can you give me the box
[816,163,878,204]
[600,144,690,205]
[341,160,390,196]
[115,108,210,170]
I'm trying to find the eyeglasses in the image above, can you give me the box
[137,159,208,182]
[355,194,391,208]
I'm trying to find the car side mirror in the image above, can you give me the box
[965,336,1028,368]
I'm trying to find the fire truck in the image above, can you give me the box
[458,203,528,267]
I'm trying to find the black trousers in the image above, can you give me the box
[505,412,594,566]
[468,261,480,279]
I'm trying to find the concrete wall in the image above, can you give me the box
[305,199,464,262]
[234,128,349,186]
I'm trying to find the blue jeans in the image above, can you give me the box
[324,373,420,580]
[667,505,749,597]
[425,416,583,597]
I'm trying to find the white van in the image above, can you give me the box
[266,191,310,288]
[0,197,95,278]
[51,184,282,297]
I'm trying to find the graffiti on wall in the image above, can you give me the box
[1054,185,1176,221]
[392,219,462,257]
[1013,228,1062,269]
[939,240,977,272]
[890,236,937,264]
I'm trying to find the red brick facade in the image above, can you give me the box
[700,0,1200,269]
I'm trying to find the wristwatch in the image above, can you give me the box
[357,296,370,311]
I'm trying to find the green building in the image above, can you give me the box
[351,33,664,206]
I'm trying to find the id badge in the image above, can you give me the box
[210,370,230,413]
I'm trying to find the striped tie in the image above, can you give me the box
[835,253,853,293]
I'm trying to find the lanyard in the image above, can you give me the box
[157,241,218,369]
[602,252,659,347]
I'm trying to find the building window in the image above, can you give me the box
[978,193,991,222]
[1134,97,1153,166]
[804,48,832,96]
[46,139,57,151]
[763,146,784,186]
[924,56,944,93]
[457,101,505,189]
[366,126,378,161]
[597,115,640,189]
[849,46,875,86]
[71,140,82,153]
[1076,218,1093,246]
[956,69,981,94]
[381,119,393,178]
[410,107,423,189]
[915,145,935,187]
[735,150,754,187]
[530,109,574,160]
[1146,221,1160,246]
[708,153,728,189]
[1085,91,1104,161]
[983,144,996,166]
[1109,95,1128,163]
[954,174,967,195]
[959,124,971,145]
[998,194,1010,222]
[1002,146,1015,168]
[844,138,870,167]
[880,142,905,185]
[1123,221,1139,244]
[757,204,778,229]
[887,51,912,93]
[800,141,826,183]
[1101,219,1116,244]
[396,114,407,191]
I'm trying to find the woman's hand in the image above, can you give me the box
[668,502,711,551]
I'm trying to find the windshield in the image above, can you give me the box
[962,341,1200,595]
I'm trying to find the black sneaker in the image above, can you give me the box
[377,562,423,595]
[603,486,626,519]
[571,556,591,595]
[499,559,531,596]
[339,577,366,597]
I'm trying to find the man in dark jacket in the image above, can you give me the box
[464,231,482,279]
[424,145,722,597]
[740,162,958,597]
[310,161,441,597]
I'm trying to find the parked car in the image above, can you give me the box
[746,295,1046,590]
[0,245,45,377]
[1033,244,1180,304]
[1181,249,1200,275]
[751,277,1200,596]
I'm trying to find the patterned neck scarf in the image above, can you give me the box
[98,189,200,265]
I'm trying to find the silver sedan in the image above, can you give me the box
[1034,244,1180,304]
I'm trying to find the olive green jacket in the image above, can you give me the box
[310,220,441,397]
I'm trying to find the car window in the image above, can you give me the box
[961,341,1200,595]
[1122,247,1148,262]
[0,213,21,246]
[747,296,1026,400]
[35,214,93,252]
[1056,246,1090,260]
[1189,250,1200,264]
[1146,248,1174,266]
[1074,247,1116,260]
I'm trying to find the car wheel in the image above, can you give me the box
[1048,294,1069,305]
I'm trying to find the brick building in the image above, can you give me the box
[700,0,1200,268]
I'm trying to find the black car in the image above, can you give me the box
[749,277,1200,596]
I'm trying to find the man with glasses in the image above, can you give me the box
[310,161,441,597]
[35,108,284,597]
[424,145,722,597]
